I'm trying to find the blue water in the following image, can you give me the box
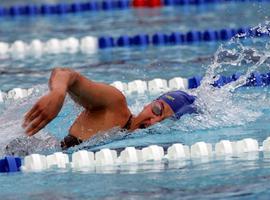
[1,1,270,199]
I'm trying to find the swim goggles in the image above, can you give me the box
[151,100,164,116]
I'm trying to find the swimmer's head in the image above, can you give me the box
[132,90,196,129]
[156,90,196,120]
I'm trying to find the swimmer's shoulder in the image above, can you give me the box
[108,84,127,102]
[102,84,128,111]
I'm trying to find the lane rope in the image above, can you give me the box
[1,136,269,173]
[0,27,268,58]
[0,71,268,102]
[0,0,265,17]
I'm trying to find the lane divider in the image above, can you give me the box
[0,0,266,17]
[0,72,269,173]
[0,1,131,17]
[0,27,268,58]
[111,71,269,93]
[1,137,269,173]
[0,71,269,103]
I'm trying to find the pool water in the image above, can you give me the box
[1,1,270,199]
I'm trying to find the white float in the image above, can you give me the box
[72,150,95,169]
[80,36,98,53]
[141,145,164,162]
[118,147,141,163]
[215,140,234,155]
[10,40,27,57]
[235,138,259,153]
[148,78,168,92]
[7,88,28,100]
[262,137,270,151]
[168,77,188,90]
[0,42,9,55]
[22,154,47,171]
[110,81,128,92]
[191,142,212,157]
[166,143,190,160]
[28,39,43,55]
[46,152,69,169]
[95,148,117,166]
[62,37,79,53]
[127,80,147,94]
[45,38,62,54]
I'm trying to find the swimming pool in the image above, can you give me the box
[1,1,270,199]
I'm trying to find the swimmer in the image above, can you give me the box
[23,68,196,149]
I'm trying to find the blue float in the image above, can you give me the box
[186,31,201,43]
[152,33,169,45]
[40,4,53,14]
[90,2,99,11]
[205,0,218,3]
[265,72,270,85]
[9,6,21,16]
[70,3,82,12]
[99,36,115,48]
[169,32,184,44]
[174,0,189,5]
[261,73,270,86]
[0,7,6,16]
[80,2,98,11]
[246,28,256,37]
[231,28,237,38]
[224,76,233,84]
[231,72,241,81]
[80,2,90,11]
[163,0,176,5]
[0,156,21,173]
[219,29,234,40]
[188,76,202,89]
[24,5,38,15]
[102,0,115,10]
[117,35,131,47]
[236,27,247,36]
[189,0,204,4]
[132,34,150,46]
[55,3,69,14]
[117,0,130,9]
[213,75,227,87]
[202,30,218,41]
[246,72,263,86]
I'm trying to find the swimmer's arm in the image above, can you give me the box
[46,67,123,109]
[47,67,123,110]
[23,67,124,136]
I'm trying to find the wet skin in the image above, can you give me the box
[23,68,174,141]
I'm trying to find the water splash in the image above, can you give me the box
[178,23,270,131]
[0,85,60,156]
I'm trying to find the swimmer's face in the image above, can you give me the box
[138,100,174,129]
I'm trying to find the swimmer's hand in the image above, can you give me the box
[23,91,65,136]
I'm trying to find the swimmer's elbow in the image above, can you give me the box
[52,67,77,76]
[50,67,80,89]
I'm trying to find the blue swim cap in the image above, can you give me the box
[157,90,196,120]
